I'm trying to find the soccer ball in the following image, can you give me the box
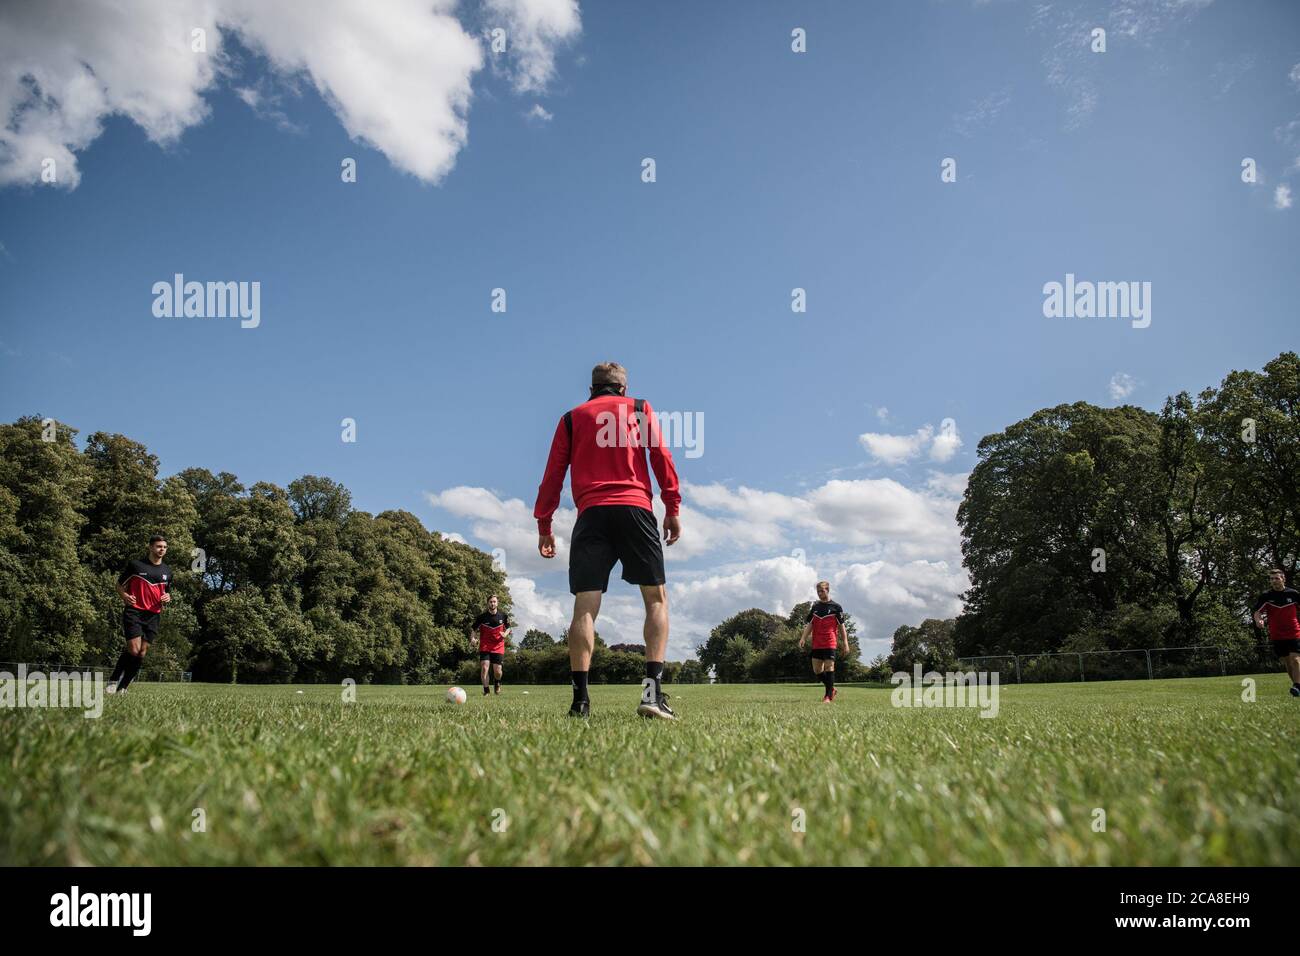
[446,686,467,705]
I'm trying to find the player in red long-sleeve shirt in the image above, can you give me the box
[535,362,682,719]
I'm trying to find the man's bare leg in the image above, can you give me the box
[641,584,668,662]
[566,591,601,715]
[637,584,676,719]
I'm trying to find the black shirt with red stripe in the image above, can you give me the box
[472,612,511,653]
[118,558,173,614]
[806,601,845,650]
[1253,588,1300,641]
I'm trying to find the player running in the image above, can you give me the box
[798,580,848,702]
[106,535,173,695]
[469,595,511,696]
[534,362,682,720]
[1252,568,1300,697]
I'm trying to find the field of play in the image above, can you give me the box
[2,676,1297,866]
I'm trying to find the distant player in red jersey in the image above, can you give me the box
[1252,568,1300,698]
[799,580,848,702]
[107,535,173,695]
[470,594,511,696]
[534,362,682,720]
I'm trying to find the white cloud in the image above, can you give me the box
[483,0,581,94]
[425,486,576,576]
[525,103,553,122]
[1108,372,1138,401]
[426,450,970,656]
[875,406,890,422]
[1290,62,1300,91]
[859,419,962,465]
[504,573,569,637]
[831,560,968,650]
[859,426,934,466]
[0,0,223,188]
[1275,184,1293,210]
[929,418,962,462]
[0,0,579,189]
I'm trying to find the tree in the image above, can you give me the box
[888,619,958,673]
[696,608,784,676]
[520,628,556,650]
[676,659,708,684]
[714,635,757,683]
[0,418,97,663]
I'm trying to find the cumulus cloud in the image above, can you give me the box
[426,486,575,577]
[859,418,962,465]
[1275,184,1293,210]
[483,0,581,94]
[1108,372,1138,401]
[0,0,578,188]
[426,464,970,657]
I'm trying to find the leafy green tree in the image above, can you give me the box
[0,418,98,663]
[714,635,757,683]
[676,659,708,684]
[888,619,958,673]
[521,628,556,650]
[696,608,784,675]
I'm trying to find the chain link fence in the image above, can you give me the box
[0,661,191,683]
[957,644,1284,684]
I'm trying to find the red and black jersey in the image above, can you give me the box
[118,558,172,614]
[534,393,682,536]
[1254,589,1300,641]
[806,601,845,650]
[473,611,510,654]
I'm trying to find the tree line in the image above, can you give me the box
[0,417,698,684]
[4,352,1292,685]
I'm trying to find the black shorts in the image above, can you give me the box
[1271,639,1300,658]
[810,648,836,661]
[479,652,504,664]
[569,505,665,594]
[123,608,161,642]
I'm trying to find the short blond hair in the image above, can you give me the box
[816,580,830,591]
[591,362,627,387]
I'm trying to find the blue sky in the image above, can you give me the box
[1,0,1297,659]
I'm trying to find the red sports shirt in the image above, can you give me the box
[534,394,681,535]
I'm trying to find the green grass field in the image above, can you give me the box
[2,675,1297,866]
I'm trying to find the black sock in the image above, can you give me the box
[826,670,835,694]
[821,672,833,696]
[493,678,500,692]
[645,660,664,701]
[119,654,143,691]
[110,651,132,684]
[571,671,589,704]
[482,682,490,695]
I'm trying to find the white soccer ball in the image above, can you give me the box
[446,686,467,705]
